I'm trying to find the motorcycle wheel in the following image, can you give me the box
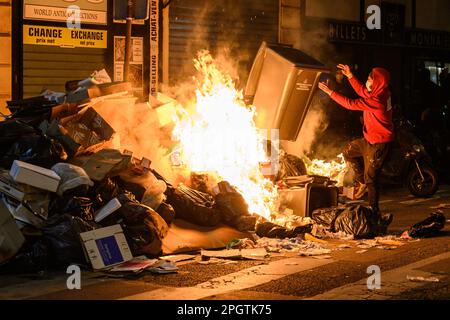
[407,165,439,197]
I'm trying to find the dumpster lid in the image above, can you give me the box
[264,43,326,69]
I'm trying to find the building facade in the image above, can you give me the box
[1,0,449,121]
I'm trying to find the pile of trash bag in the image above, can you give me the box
[0,71,177,273]
[312,204,391,239]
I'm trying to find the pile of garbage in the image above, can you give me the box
[1,70,446,275]
[0,71,315,274]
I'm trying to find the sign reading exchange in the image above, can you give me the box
[24,25,107,48]
[24,0,107,25]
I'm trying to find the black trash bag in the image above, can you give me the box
[156,202,176,225]
[60,197,95,221]
[407,211,446,238]
[1,133,67,169]
[312,206,347,229]
[102,192,169,257]
[214,181,256,231]
[165,184,221,227]
[256,220,313,239]
[333,205,380,239]
[89,177,122,207]
[0,238,51,274]
[42,214,97,268]
[0,119,36,149]
[276,151,307,181]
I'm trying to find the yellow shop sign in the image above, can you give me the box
[23,25,107,49]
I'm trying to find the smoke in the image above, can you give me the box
[281,96,329,158]
[167,0,269,89]
[91,97,178,183]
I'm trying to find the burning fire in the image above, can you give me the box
[172,51,278,219]
[304,154,347,186]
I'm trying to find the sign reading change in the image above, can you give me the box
[24,25,107,49]
[24,0,107,25]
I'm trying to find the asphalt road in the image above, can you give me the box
[1,185,449,301]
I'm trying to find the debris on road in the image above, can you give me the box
[402,211,446,238]
[159,254,197,263]
[406,275,440,283]
[201,248,268,261]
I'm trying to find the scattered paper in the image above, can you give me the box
[196,257,238,265]
[109,257,158,273]
[407,276,440,283]
[312,255,332,260]
[201,248,268,261]
[298,248,332,256]
[147,260,178,274]
[159,254,196,263]
[429,203,450,210]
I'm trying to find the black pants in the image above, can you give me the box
[343,138,390,210]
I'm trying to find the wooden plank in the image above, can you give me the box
[0,65,10,94]
[0,6,11,34]
[0,37,11,64]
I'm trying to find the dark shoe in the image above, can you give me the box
[377,213,393,235]
[381,213,394,226]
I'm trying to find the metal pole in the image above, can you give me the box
[124,0,135,82]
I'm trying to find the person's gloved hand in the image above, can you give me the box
[318,82,333,96]
[337,64,354,79]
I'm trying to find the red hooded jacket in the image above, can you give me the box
[330,68,394,144]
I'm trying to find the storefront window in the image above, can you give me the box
[424,61,450,86]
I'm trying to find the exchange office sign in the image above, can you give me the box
[24,25,107,48]
[24,0,107,25]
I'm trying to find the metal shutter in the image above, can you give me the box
[169,0,279,85]
[22,45,107,98]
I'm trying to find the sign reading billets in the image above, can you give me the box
[24,25,107,49]
[24,0,107,25]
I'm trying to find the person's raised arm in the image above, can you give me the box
[337,64,371,99]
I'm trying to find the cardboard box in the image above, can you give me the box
[79,224,133,270]
[9,160,61,193]
[94,198,122,223]
[342,186,356,200]
[0,199,25,263]
[0,170,26,201]
[64,107,115,149]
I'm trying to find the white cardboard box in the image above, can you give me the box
[94,198,122,223]
[0,171,26,201]
[0,200,25,263]
[9,160,61,193]
[79,224,133,270]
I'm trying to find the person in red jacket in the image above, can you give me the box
[319,64,394,215]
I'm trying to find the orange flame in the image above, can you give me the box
[305,153,347,186]
[172,51,278,219]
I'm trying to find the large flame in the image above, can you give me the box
[305,153,347,186]
[172,51,277,219]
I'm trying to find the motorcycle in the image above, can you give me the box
[380,116,439,197]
